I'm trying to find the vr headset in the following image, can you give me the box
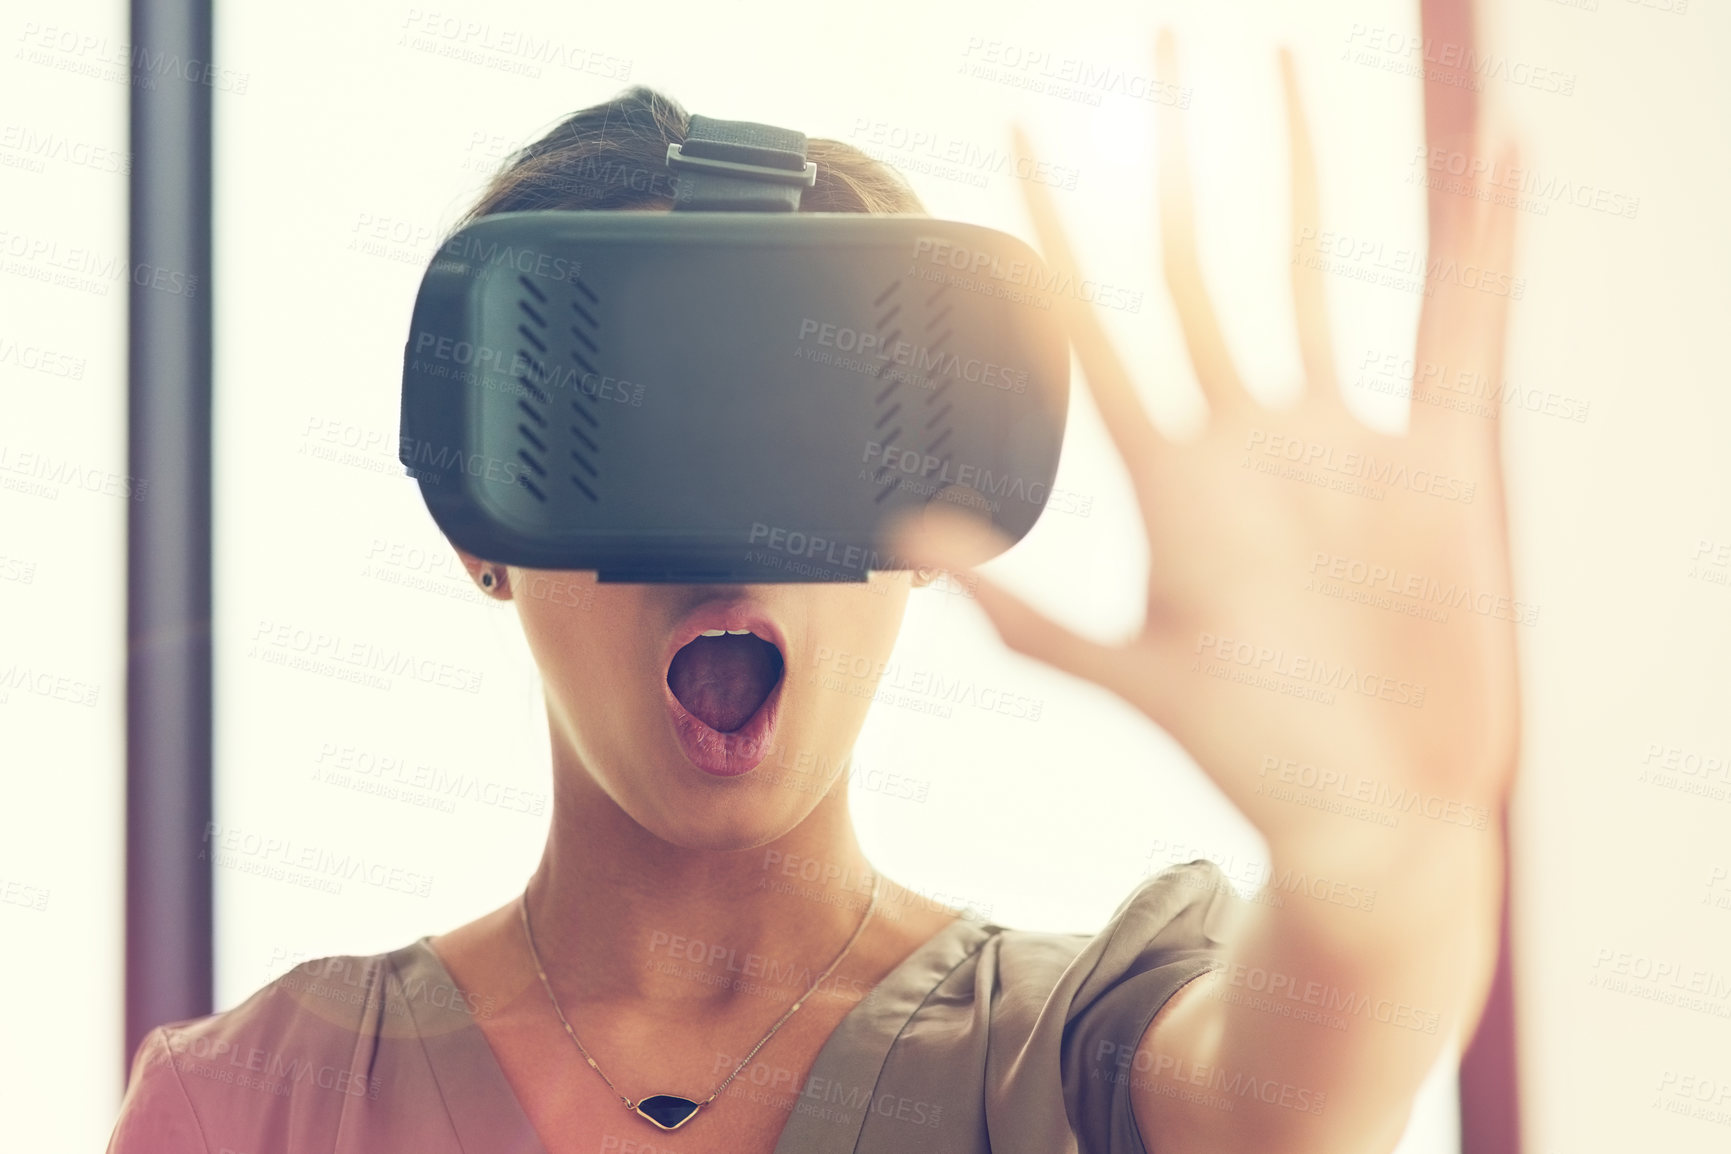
[399,114,1071,582]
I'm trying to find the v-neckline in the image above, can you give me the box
[390,912,995,1154]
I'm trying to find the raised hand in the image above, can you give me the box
[890,31,1522,860]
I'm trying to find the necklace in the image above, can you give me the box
[518,871,882,1132]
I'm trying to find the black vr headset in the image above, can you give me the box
[399,114,1072,582]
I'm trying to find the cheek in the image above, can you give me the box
[517,585,647,711]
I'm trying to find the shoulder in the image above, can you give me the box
[107,942,438,1154]
[985,860,1236,992]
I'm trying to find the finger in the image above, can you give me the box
[1420,0,1480,238]
[886,506,1131,689]
[1011,121,1165,478]
[1155,27,1254,417]
[1279,47,1342,411]
[1411,138,1519,458]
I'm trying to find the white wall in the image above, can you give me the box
[0,2,129,1152]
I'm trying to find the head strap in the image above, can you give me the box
[665,114,817,211]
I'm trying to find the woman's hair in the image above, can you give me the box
[456,85,925,226]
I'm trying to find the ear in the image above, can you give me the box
[451,544,513,599]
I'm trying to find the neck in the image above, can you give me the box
[523,748,885,1011]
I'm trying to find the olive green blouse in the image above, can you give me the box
[107,861,1232,1154]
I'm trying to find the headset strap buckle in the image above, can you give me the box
[667,114,816,211]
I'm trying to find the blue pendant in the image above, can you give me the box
[635,1094,701,1130]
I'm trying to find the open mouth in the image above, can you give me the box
[666,629,786,734]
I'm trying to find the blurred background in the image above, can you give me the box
[2,0,1727,1150]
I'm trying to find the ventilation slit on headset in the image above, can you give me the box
[926,428,952,454]
[570,474,598,502]
[873,280,900,307]
[573,277,599,305]
[571,326,599,356]
[518,300,547,327]
[518,475,546,502]
[924,402,952,429]
[517,275,548,304]
[875,403,902,429]
[874,378,901,405]
[518,424,547,454]
[517,449,547,478]
[570,424,599,454]
[518,324,548,355]
[517,400,546,427]
[571,299,598,328]
[571,398,599,428]
[570,449,599,478]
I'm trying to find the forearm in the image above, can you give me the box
[1140,819,1506,1154]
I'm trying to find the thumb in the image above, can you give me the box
[884,506,1124,688]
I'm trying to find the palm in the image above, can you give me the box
[893,35,1521,840]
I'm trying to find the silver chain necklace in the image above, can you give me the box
[518,872,882,1132]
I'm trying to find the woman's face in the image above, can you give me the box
[477,561,922,850]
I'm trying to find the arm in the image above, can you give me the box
[1133,825,1504,1154]
[889,4,1522,1151]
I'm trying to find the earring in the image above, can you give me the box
[480,570,496,590]
[915,567,936,584]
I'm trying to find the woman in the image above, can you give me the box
[108,19,1520,1154]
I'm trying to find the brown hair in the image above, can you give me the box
[455,86,925,227]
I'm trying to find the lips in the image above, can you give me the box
[661,601,788,777]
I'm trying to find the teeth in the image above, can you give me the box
[725,629,753,635]
[698,629,726,637]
